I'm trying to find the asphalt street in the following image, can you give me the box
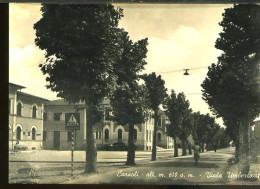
[9,149,177,163]
[9,147,260,184]
[63,148,236,184]
[9,149,179,183]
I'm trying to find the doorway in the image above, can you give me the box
[53,131,60,150]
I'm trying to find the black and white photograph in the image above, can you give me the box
[8,1,260,185]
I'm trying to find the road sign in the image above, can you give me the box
[65,113,80,130]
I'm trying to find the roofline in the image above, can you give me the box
[9,82,25,89]
[45,104,85,106]
[17,91,50,102]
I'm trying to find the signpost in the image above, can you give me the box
[65,113,80,176]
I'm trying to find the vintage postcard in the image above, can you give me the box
[8,1,260,185]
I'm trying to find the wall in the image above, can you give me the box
[43,104,86,150]
[9,90,46,150]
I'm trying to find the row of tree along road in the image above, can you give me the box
[34,4,260,176]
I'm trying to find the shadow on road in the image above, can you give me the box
[145,161,219,168]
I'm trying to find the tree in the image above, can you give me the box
[224,118,240,162]
[180,110,193,156]
[165,90,181,157]
[109,31,148,165]
[201,4,260,175]
[165,91,192,156]
[34,4,125,173]
[191,112,216,152]
[177,93,192,156]
[141,73,167,161]
[110,85,146,165]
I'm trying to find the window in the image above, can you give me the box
[32,128,36,140]
[43,112,47,121]
[16,127,21,140]
[118,129,122,140]
[158,133,162,143]
[17,103,22,117]
[99,131,102,139]
[96,131,98,139]
[54,113,61,121]
[67,131,73,142]
[43,131,47,141]
[105,109,110,120]
[158,118,162,127]
[105,129,109,140]
[32,105,37,118]
[146,130,148,140]
[134,129,137,140]
[149,131,152,141]
[162,118,166,126]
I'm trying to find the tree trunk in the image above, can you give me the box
[192,118,198,141]
[238,114,250,176]
[85,104,97,174]
[181,139,187,156]
[151,111,158,161]
[126,123,136,165]
[250,127,257,163]
[186,138,192,155]
[235,139,240,164]
[173,135,178,157]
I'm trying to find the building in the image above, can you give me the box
[42,99,86,150]
[9,83,49,150]
[9,82,174,151]
[43,98,174,151]
[156,110,174,149]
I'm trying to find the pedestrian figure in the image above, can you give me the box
[193,141,201,166]
[214,143,217,152]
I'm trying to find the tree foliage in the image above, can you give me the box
[141,72,167,161]
[35,4,124,105]
[201,4,260,175]
[191,112,219,152]
[165,90,192,156]
[34,4,127,173]
[202,4,260,120]
[109,31,148,165]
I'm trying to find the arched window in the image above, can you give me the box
[17,103,22,117]
[16,127,21,140]
[118,129,122,140]
[32,128,36,140]
[158,133,161,143]
[134,129,137,140]
[105,129,109,140]
[32,105,37,118]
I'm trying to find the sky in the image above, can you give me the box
[9,3,233,127]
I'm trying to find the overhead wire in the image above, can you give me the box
[157,66,208,74]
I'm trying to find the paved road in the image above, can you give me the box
[9,149,179,163]
[9,148,260,184]
[63,147,240,184]
[9,149,181,183]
